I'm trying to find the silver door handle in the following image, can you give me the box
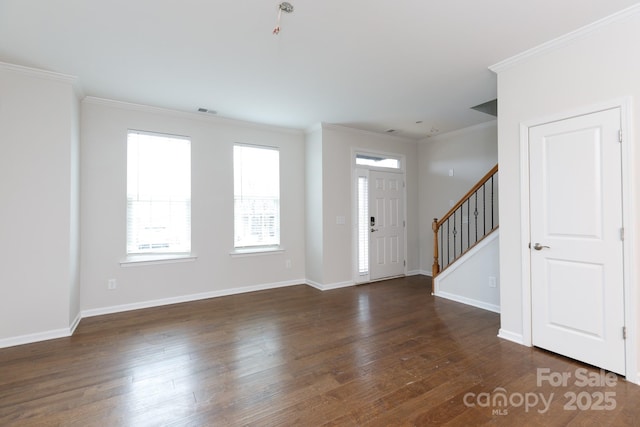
[533,243,550,250]
[371,228,379,232]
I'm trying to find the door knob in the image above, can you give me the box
[533,243,550,250]
[371,228,379,232]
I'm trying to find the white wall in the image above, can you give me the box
[434,231,500,312]
[418,121,498,274]
[0,64,80,344]
[493,8,640,378]
[316,124,420,287]
[69,86,81,325]
[80,98,306,312]
[305,125,323,284]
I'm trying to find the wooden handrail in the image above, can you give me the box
[435,164,498,229]
[432,164,499,288]
[432,218,440,278]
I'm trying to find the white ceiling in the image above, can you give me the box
[1,1,638,139]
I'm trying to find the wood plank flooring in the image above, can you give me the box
[1,275,639,426]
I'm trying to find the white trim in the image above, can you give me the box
[435,290,500,314]
[69,312,82,334]
[419,120,497,144]
[498,329,525,345]
[352,149,408,284]
[121,255,198,267]
[620,98,638,385]
[352,148,407,172]
[305,279,355,291]
[433,231,500,313]
[433,231,500,283]
[490,4,640,72]
[322,122,415,144]
[354,275,370,285]
[519,98,637,385]
[0,327,73,349]
[82,279,305,318]
[0,273,428,349]
[519,121,533,347]
[406,270,424,277]
[353,167,369,283]
[0,61,77,84]
[0,310,83,349]
[229,247,284,257]
[82,96,304,135]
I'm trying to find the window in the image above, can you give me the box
[355,154,400,169]
[127,131,191,255]
[357,175,369,274]
[234,144,280,248]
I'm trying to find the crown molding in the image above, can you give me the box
[419,119,496,143]
[321,122,416,144]
[82,96,305,136]
[0,61,77,84]
[490,3,640,73]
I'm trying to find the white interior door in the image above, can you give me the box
[529,108,625,374]
[369,170,405,281]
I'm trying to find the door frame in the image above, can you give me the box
[351,148,407,284]
[518,97,637,383]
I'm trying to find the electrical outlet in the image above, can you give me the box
[285,259,292,269]
[488,276,497,288]
[107,279,117,290]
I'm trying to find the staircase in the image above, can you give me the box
[431,164,499,295]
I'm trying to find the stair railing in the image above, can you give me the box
[432,164,499,282]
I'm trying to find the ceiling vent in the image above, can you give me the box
[471,99,497,117]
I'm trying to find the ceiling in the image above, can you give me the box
[1,1,637,140]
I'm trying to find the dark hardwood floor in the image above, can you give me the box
[1,275,639,426]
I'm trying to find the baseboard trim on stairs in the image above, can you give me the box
[435,290,500,313]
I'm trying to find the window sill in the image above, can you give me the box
[229,246,284,257]
[120,254,198,267]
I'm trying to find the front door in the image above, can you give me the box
[369,170,405,281]
[529,107,625,374]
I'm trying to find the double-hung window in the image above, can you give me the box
[233,144,280,249]
[127,130,191,256]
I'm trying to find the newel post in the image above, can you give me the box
[432,218,440,283]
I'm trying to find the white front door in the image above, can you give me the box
[529,108,625,374]
[369,170,405,281]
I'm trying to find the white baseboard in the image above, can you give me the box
[1,275,428,349]
[306,279,355,291]
[0,327,73,349]
[434,290,500,313]
[82,279,306,318]
[407,270,429,277]
[497,329,525,345]
[0,311,83,349]
[435,231,499,282]
[69,312,82,334]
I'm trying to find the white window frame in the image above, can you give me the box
[355,153,402,170]
[231,143,281,255]
[122,130,194,265]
